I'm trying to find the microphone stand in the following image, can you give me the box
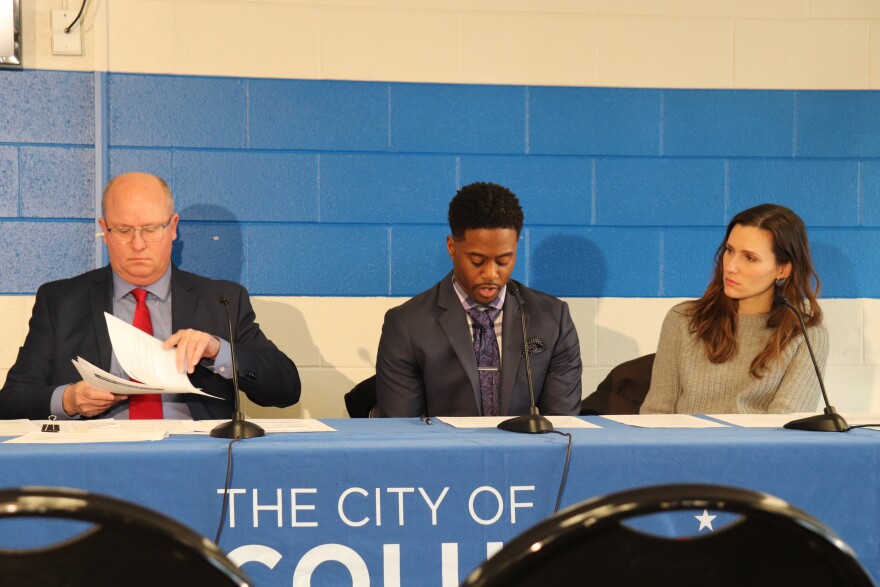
[777,296,849,432]
[498,283,553,434]
[211,295,265,439]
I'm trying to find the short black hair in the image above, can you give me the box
[448,182,524,239]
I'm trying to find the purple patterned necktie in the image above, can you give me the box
[467,306,501,416]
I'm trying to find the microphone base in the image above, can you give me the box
[210,413,266,439]
[497,413,554,434]
[784,408,850,432]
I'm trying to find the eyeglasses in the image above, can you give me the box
[104,216,174,244]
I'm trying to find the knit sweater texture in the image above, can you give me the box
[640,302,828,414]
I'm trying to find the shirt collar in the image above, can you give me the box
[112,264,172,302]
[452,278,506,312]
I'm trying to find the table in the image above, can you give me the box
[1,418,878,586]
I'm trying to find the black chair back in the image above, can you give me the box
[462,483,874,587]
[345,374,377,418]
[0,486,252,587]
[580,353,654,415]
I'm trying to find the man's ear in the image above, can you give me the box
[446,235,455,259]
[170,213,180,241]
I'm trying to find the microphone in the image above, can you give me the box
[497,282,554,434]
[776,295,849,432]
[210,294,266,439]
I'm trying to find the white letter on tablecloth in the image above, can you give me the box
[441,543,459,587]
[387,487,415,525]
[253,488,283,528]
[468,486,503,525]
[293,544,369,587]
[226,544,282,569]
[216,488,246,528]
[509,486,535,523]
[338,487,370,527]
[290,488,318,528]
[375,487,382,527]
[419,487,449,526]
[384,544,400,587]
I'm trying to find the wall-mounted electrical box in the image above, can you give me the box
[51,8,82,56]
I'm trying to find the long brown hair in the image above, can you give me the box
[688,204,822,377]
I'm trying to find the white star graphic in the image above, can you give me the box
[695,509,716,532]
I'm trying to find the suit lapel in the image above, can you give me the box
[171,266,198,332]
[436,276,481,410]
[89,267,114,370]
[499,287,526,415]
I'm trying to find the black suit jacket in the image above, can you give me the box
[375,275,582,417]
[0,265,301,420]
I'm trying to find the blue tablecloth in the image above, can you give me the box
[1,417,878,586]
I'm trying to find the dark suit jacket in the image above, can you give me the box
[0,265,301,420]
[375,275,582,417]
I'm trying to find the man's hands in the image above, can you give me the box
[162,329,221,374]
[63,329,221,417]
[62,381,127,417]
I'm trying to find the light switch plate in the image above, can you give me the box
[51,9,82,56]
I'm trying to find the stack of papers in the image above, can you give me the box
[71,313,220,398]
[438,416,600,429]
[1,419,336,444]
[602,414,728,428]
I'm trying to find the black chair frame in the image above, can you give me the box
[0,486,252,587]
[463,483,875,587]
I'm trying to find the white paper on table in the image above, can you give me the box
[708,412,880,428]
[35,419,202,435]
[4,429,168,444]
[0,420,41,436]
[182,419,338,434]
[602,414,728,428]
[438,416,601,429]
[708,413,815,428]
[839,413,880,429]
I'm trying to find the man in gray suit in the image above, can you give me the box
[375,182,582,418]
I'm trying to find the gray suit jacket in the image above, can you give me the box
[375,274,582,417]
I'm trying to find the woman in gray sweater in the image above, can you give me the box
[641,204,827,414]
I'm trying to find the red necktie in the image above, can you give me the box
[128,288,163,419]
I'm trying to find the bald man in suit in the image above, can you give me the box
[0,172,300,420]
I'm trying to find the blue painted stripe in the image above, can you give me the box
[391,83,526,154]
[0,221,95,293]
[250,79,389,152]
[0,70,94,145]
[0,70,879,298]
[595,158,725,226]
[663,90,794,157]
[321,153,455,223]
[108,74,248,149]
[530,87,661,156]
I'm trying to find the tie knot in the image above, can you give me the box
[131,288,149,304]
[467,306,499,327]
